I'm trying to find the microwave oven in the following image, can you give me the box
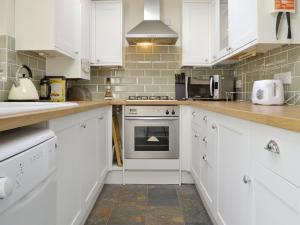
[187,75,234,100]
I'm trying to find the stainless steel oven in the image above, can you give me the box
[124,106,179,159]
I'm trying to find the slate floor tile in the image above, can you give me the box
[107,205,146,225]
[148,185,179,206]
[145,206,184,225]
[85,184,213,225]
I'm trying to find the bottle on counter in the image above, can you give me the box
[40,76,51,101]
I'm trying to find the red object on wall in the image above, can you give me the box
[275,0,296,12]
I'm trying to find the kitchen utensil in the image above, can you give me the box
[8,65,39,101]
[252,79,284,105]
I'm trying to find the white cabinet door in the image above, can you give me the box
[80,117,99,210]
[228,0,257,51]
[55,0,79,57]
[97,113,109,184]
[182,0,211,66]
[216,117,251,225]
[191,123,202,183]
[251,163,300,225]
[199,122,217,211]
[56,124,82,225]
[81,0,91,61]
[91,0,123,66]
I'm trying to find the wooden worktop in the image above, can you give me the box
[1,100,300,133]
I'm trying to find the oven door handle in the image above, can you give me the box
[125,117,179,120]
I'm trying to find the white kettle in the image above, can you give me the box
[8,65,39,101]
[252,80,284,105]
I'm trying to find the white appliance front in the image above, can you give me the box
[0,130,58,225]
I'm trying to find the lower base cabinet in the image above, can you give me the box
[189,108,300,225]
[49,107,111,225]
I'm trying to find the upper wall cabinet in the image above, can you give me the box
[182,0,212,66]
[91,0,123,66]
[46,0,91,80]
[15,0,80,58]
[215,0,300,62]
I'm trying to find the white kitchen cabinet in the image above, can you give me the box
[53,123,82,225]
[199,120,217,212]
[216,0,300,62]
[80,117,99,211]
[182,0,212,66]
[91,0,123,66]
[251,163,300,225]
[97,112,109,184]
[46,0,91,79]
[216,116,251,225]
[15,0,80,58]
[227,0,257,53]
[49,107,111,225]
[191,123,202,183]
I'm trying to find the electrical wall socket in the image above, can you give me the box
[274,72,292,84]
[235,80,242,88]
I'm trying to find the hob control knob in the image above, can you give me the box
[0,178,13,199]
[172,110,176,115]
[166,110,170,115]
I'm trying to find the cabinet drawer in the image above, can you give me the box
[253,163,300,225]
[191,108,208,128]
[250,123,300,188]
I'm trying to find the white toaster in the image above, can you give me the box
[252,80,284,105]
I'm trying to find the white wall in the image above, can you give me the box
[0,0,15,36]
[124,0,181,45]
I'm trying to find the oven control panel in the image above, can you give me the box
[125,106,179,117]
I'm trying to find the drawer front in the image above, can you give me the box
[250,123,300,188]
[191,107,209,128]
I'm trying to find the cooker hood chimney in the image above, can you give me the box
[126,0,178,45]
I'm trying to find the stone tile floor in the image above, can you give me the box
[85,184,213,225]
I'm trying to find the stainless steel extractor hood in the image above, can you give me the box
[126,0,178,45]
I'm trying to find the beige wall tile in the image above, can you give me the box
[138,77,152,84]
[145,70,160,76]
[145,54,161,61]
[153,46,169,53]
[288,46,300,63]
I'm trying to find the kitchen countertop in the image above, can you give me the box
[1,100,300,132]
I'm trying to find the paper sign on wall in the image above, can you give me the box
[274,0,296,13]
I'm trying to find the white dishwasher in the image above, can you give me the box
[0,127,58,225]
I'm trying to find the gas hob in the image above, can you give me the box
[128,96,172,100]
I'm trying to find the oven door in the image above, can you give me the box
[125,117,179,159]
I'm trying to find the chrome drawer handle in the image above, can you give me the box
[202,154,208,162]
[99,117,104,120]
[243,175,251,184]
[264,140,280,154]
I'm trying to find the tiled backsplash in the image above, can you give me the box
[1,34,300,102]
[0,35,46,101]
[72,46,233,100]
[234,44,300,100]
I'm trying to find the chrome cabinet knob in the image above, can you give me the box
[243,175,251,184]
[203,115,207,122]
[80,124,87,129]
[194,134,198,138]
[202,136,208,143]
[192,112,196,117]
[264,140,280,154]
[99,117,104,120]
[202,154,208,162]
[212,124,217,130]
